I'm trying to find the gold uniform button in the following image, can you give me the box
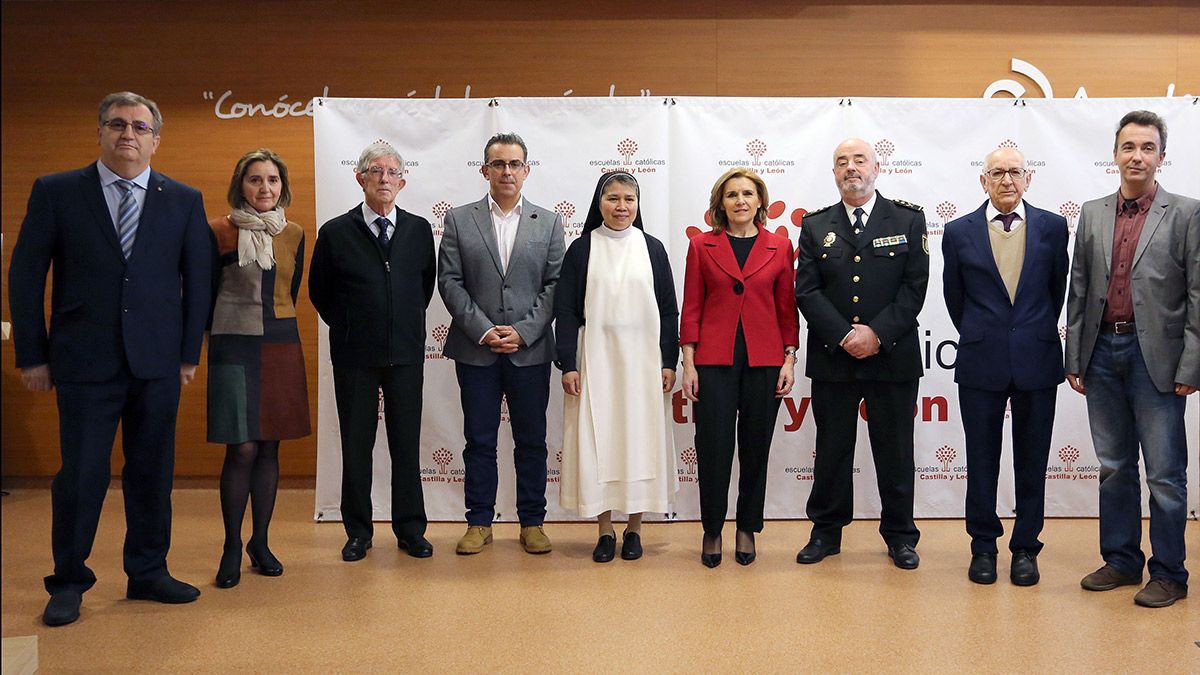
[853,275,860,282]
[853,255,861,263]
[852,296,860,303]
[852,315,861,322]
[821,253,828,259]
[889,251,895,257]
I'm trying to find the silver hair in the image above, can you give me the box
[98,91,163,135]
[600,171,639,197]
[355,142,405,174]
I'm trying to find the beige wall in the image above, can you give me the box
[3,1,1197,479]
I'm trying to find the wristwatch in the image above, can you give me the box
[784,347,797,358]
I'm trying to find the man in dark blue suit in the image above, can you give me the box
[8,92,212,626]
[942,146,1068,586]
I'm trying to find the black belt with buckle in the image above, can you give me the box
[1101,321,1136,334]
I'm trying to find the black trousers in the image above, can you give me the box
[959,383,1056,555]
[807,378,920,548]
[693,346,782,537]
[332,364,426,541]
[48,365,181,595]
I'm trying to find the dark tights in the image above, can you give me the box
[219,441,280,551]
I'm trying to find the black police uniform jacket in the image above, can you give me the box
[795,192,929,382]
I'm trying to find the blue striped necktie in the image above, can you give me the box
[116,180,138,259]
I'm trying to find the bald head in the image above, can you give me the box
[980,146,1030,213]
[832,138,880,206]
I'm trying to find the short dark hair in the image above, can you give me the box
[227,148,292,210]
[98,91,163,135]
[1114,110,1167,153]
[484,132,528,162]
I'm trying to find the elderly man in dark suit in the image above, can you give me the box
[942,146,1068,586]
[794,137,929,570]
[438,132,565,555]
[1066,110,1198,609]
[9,91,212,626]
[309,142,436,563]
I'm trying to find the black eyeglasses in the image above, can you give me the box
[102,119,155,135]
[486,159,526,171]
[985,168,1026,182]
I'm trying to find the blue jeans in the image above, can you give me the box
[1085,333,1189,584]
[456,357,550,527]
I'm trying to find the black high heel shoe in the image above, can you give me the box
[735,531,756,566]
[701,533,722,568]
[246,539,283,577]
[216,545,242,588]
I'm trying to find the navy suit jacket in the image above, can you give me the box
[8,162,212,382]
[942,200,1068,391]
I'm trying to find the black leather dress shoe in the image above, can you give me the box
[43,590,82,626]
[593,534,616,563]
[398,535,434,559]
[620,531,643,560]
[127,576,201,604]
[888,544,920,570]
[795,539,840,564]
[341,537,372,562]
[216,546,242,588]
[1010,551,1040,586]
[247,539,283,576]
[968,553,997,584]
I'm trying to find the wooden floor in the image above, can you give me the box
[1,489,1197,674]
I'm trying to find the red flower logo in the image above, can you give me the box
[1058,445,1080,471]
[617,138,638,164]
[432,447,453,474]
[554,201,576,221]
[746,139,767,166]
[998,139,1019,150]
[874,139,895,164]
[936,201,957,224]
[935,445,957,472]
[432,201,451,221]
[681,447,698,474]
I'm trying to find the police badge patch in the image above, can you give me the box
[922,233,929,254]
[823,232,837,247]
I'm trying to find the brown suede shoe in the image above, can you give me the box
[1080,564,1143,591]
[519,525,552,554]
[455,526,493,555]
[1133,578,1188,608]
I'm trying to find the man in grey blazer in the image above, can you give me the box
[438,132,566,555]
[1066,110,1199,608]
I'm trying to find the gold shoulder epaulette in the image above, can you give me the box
[893,199,923,212]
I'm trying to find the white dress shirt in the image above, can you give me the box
[985,200,1027,233]
[487,193,523,274]
[361,203,398,240]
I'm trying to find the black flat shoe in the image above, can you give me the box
[735,531,756,566]
[1010,551,1040,586]
[796,539,840,564]
[397,535,434,559]
[968,553,997,585]
[247,540,283,576]
[341,537,372,562]
[216,546,242,588]
[593,534,616,563]
[43,590,82,626]
[620,531,643,560]
[887,544,920,570]
[127,575,201,604]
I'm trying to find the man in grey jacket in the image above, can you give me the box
[438,132,565,555]
[1065,110,1199,608]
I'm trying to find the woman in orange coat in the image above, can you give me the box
[680,167,800,567]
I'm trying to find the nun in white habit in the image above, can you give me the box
[554,171,680,563]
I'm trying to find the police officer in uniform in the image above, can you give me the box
[794,138,929,570]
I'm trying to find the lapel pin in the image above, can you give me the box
[823,232,836,247]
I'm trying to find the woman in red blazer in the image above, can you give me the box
[680,167,800,567]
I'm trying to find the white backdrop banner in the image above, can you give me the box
[313,96,1199,523]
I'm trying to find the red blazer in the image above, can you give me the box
[680,227,800,367]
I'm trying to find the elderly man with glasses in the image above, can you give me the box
[942,145,1069,587]
[309,141,436,562]
[438,132,565,555]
